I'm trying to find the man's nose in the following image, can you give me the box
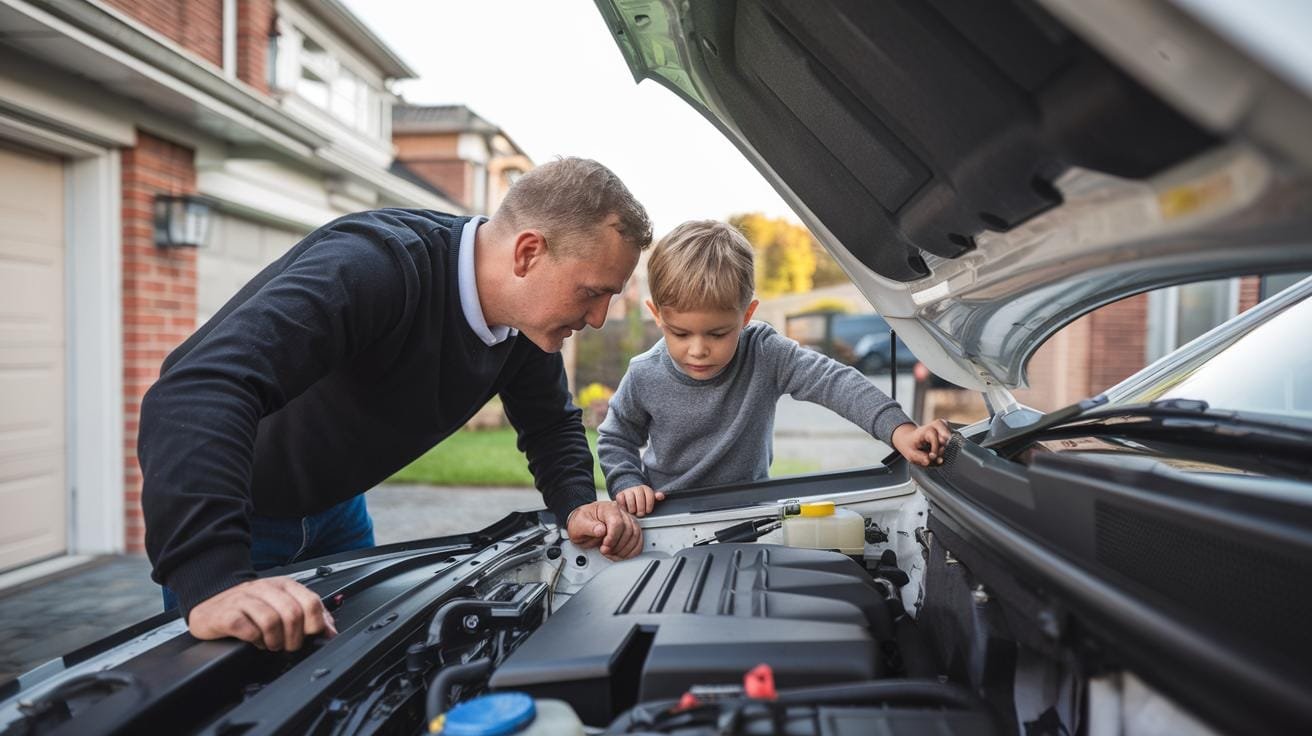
[585,299,608,329]
[689,338,709,357]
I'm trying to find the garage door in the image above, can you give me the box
[199,213,306,324]
[0,143,66,571]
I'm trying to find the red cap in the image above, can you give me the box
[743,664,777,700]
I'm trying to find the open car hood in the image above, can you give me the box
[595,0,1312,391]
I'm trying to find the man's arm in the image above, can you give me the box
[141,229,410,620]
[499,349,642,559]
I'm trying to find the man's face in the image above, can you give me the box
[516,222,640,353]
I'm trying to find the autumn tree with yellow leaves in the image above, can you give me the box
[728,213,848,297]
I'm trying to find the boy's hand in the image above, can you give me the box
[891,420,953,467]
[615,485,665,517]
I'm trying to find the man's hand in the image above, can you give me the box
[891,419,953,467]
[614,484,665,517]
[187,577,336,651]
[567,500,643,560]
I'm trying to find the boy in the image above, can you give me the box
[597,220,952,517]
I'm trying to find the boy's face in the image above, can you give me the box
[647,299,760,380]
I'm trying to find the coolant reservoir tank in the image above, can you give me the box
[782,501,864,555]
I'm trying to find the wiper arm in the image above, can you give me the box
[981,394,1109,450]
[987,397,1312,462]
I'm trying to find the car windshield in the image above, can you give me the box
[1111,294,1312,421]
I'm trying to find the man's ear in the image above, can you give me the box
[511,230,548,278]
[742,299,760,325]
[644,299,662,325]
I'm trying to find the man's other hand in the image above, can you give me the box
[567,500,643,559]
[187,577,336,651]
[614,484,665,517]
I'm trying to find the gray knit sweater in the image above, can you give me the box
[597,321,913,494]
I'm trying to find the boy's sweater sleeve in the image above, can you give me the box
[499,349,598,524]
[596,368,652,496]
[764,327,913,445]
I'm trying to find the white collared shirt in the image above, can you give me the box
[457,216,518,346]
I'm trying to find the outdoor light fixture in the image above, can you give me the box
[153,194,213,249]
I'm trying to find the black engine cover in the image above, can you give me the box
[489,544,885,726]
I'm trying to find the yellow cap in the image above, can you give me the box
[798,501,836,517]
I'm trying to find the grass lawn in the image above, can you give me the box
[387,428,819,489]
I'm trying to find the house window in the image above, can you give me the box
[1146,278,1239,362]
[1260,272,1312,300]
[272,22,385,138]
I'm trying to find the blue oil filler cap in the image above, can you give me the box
[441,692,536,736]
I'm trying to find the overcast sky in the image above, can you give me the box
[340,0,797,235]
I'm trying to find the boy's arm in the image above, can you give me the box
[766,329,912,445]
[596,370,652,497]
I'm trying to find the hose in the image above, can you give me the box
[425,657,493,729]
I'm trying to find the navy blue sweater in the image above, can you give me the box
[139,209,596,614]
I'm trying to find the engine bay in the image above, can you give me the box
[5,449,1274,735]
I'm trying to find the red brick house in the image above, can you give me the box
[1016,274,1306,411]
[0,0,461,576]
[392,104,534,215]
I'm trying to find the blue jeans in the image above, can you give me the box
[162,494,375,612]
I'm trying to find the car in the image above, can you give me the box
[785,311,918,375]
[5,1,1312,734]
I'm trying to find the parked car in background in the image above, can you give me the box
[785,311,917,374]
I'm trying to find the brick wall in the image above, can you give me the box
[237,0,275,93]
[1238,275,1261,313]
[397,158,471,208]
[121,131,198,553]
[1086,293,1150,394]
[105,0,224,68]
[1013,314,1094,412]
[394,133,471,206]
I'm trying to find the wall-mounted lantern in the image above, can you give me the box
[153,194,213,249]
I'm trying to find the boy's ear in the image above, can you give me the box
[511,230,548,278]
[645,299,662,324]
[742,299,760,325]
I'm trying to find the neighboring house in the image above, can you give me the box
[1016,273,1309,412]
[392,104,533,214]
[0,0,463,575]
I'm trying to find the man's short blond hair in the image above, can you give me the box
[494,156,652,256]
[648,220,755,312]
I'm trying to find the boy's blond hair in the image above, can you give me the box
[648,220,755,312]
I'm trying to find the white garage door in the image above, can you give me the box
[0,143,67,571]
[198,213,306,324]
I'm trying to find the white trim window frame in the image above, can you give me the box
[1146,278,1240,363]
[271,15,386,141]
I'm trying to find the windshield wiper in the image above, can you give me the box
[984,398,1312,464]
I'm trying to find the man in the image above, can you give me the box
[140,157,651,652]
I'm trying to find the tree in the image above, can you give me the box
[728,213,847,296]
